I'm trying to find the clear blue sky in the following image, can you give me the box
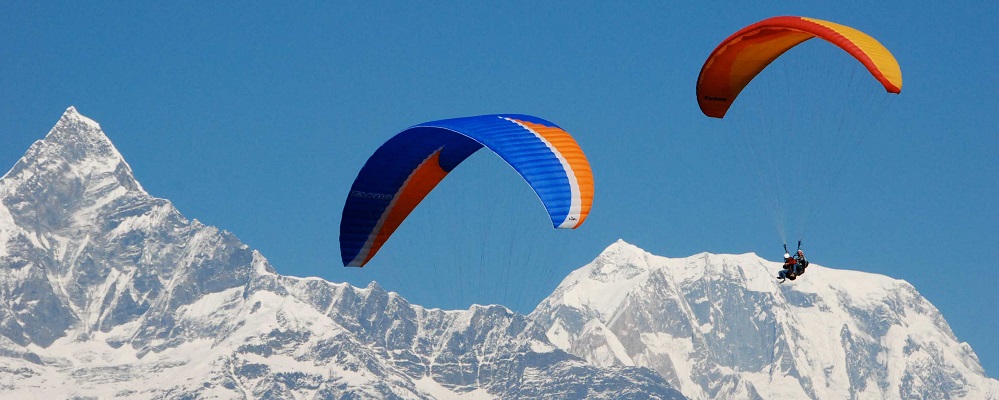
[2,1,996,375]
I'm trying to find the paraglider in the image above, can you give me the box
[339,114,594,268]
[697,15,902,119]
[696,16,903,282]
[778,242,809,283]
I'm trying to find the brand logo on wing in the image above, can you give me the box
[349,190,394,201]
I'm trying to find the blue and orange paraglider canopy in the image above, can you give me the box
[339,114,594,267]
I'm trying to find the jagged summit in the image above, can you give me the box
[40,106,123,166]
[2,107,143,200]
[58,105,98,128]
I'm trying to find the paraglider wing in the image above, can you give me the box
[339,114,594,267]
[696,16,903,118]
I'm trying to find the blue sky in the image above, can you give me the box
[1,1,996,375]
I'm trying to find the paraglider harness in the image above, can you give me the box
[778,241,809,283]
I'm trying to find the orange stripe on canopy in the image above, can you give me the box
[512,119,594,228]
[696,16,903,118]
[359,149,449,266]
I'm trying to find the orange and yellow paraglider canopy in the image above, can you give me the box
[696,16,902,118]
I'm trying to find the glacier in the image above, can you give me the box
[0,107,994,399]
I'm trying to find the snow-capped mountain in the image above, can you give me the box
[531,240,999,399]
[0,107,683,399]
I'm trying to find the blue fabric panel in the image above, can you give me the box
[339,128,481,266]
[420,115,573,225]
[339,115,573,267]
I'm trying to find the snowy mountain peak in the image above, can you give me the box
[534,242,999,399]
[598,239,643,259]
[59,105,96,128]
[0,108,189,346]
[2,107,144,201]
[45,106,124,166]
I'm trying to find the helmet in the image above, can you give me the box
[784,253,791,259]
[797,250,804,255]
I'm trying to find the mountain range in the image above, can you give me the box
[0,107,994,399]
